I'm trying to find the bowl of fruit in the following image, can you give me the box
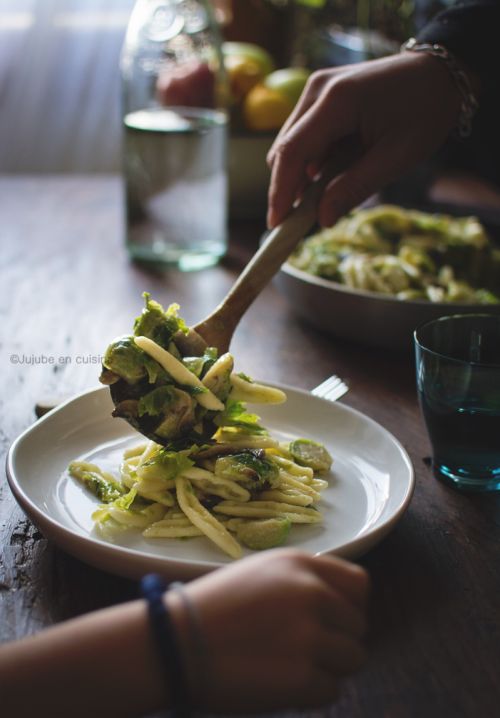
[223,42,310,219]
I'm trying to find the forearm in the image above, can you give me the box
[0,599,172,718]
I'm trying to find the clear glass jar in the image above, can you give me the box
[121,0,228,270]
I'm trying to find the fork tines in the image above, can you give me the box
[311,374,349,403]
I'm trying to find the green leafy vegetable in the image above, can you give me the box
[91,487,138,524]
[137,386,178,417]
[133,293,188,349]
[215,401,267,435]
[68,461,124,502]
[139,449,194,482]
[215,450,280,492]
[290,205,500,304]
[237,372,253,383]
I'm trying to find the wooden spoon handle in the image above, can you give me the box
[194,178,324,350]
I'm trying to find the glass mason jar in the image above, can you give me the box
[121,0,228,270]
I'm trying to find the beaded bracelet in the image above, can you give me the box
[169,582,208,706]
[401,37,479,138]
[140,574,191,718]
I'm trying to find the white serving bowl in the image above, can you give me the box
[276,261,500,352]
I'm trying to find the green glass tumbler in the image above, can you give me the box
[414,314,500,492]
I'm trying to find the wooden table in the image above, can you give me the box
[1,176,499,717]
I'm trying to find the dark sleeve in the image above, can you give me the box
[416,1,500,93]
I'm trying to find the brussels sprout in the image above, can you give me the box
[138,448,193,482]
[182,346,219,380]
[101,336,149,384]
[289,205,498,305]
[109,382,202,445]
[215,450,280,492]
[133,293,188,349]
[398,245,436,274]
[138,386,197,440]
[366,204,413,237]
[288,439,332,473]
[236,518,291,550]
[182,356,205,377]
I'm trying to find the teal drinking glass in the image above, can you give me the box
[414,314,500,492]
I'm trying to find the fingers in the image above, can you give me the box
[266,78,357,228]
[266,146,308,229]
[317,135,411,227]
[316,628,367,676]
[316,584,368,639]
[312,553,370,610]
[267,103,335,227]
[266,72,323,168]
[182,549,370,713]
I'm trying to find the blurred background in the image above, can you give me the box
[0,0,444,173]
[1,0,499,220]
[0,0,135,173]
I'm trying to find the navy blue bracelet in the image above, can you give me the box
[140,574,191,718]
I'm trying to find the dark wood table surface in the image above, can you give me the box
[1,175,499,717]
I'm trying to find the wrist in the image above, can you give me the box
[164,585,207,709]
[401,38,479,138]
[140,574,192,717]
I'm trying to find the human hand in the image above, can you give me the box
[267,51,462,229]
[168,548,369,712]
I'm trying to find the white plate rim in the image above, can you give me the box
[6,385,415,579]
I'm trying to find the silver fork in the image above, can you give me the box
[312,374,349,403]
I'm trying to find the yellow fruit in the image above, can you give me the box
[222,42,275,77]
[243,84,293,132]
[226,57,265,101]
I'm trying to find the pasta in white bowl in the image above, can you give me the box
[276,206,500,351]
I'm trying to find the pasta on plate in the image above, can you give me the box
[68,295,332,558]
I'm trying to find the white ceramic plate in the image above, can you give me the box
[7,385,414,580]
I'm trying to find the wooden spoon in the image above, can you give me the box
[175,142,359,357]
[175,172,331,356]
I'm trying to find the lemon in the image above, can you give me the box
[227,57,265,101]
[243,84,293,132]
[222,42,275,77]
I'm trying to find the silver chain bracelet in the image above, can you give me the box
[401,37,479,138]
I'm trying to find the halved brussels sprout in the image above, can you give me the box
[215,450,279,493]
[236,517,291,550]
[288,439,332,473]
